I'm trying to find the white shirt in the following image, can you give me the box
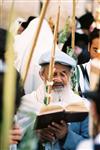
[76,139,93,150]
[77,133,100,150]
[17,83,90,135]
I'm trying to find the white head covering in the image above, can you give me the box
[39,49,77,68]
[14,17,54,94]
[14,17,54,72]
[10,17,26,36]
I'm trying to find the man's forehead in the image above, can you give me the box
[47,63,69,68]
[54,64,69,70]
[43,63,71,72]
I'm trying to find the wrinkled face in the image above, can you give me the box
[89,38,100,59]
[40,63,71,91]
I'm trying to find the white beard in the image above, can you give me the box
[51,83,72,104]
[37,82,85,106]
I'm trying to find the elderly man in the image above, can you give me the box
[17,50,89,150]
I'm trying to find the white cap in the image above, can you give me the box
[39,49,77,68]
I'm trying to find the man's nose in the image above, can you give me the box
[53,75,62,82]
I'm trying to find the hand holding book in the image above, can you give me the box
[34,101,89,129]
[36,120,68,143]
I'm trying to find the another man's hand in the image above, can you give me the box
[9,124,22,144]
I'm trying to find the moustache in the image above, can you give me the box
[53,82,64,88]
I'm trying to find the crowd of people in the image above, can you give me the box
[0,4,100,150]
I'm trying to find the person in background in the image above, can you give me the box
[62,12,94,65]
[77,79,100,150]
[78,12,94,36]
[90,6,100,31]
[0,28,23,146]
[62,32,90,64]
[71,28,100,97]
[14,18,54,94]
[17,16,36,34]
[10,17,26,36]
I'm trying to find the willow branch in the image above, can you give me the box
[0,1,16,149]
[71,0,76,50]
[0,0,3,26]
[47,6,60,104]
[22,0,49,84]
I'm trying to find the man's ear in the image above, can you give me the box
[39,69,45,81]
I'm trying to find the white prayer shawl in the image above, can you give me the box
[17,83,90,135]
[90,58,100,90]
[14,18,54,94]
[78,59,100,94]
[21,84,89,111]
[78,60,91,93]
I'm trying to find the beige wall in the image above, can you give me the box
[0,0,40,28]
[0,0,99,30]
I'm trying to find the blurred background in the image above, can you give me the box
[0,0,100,31]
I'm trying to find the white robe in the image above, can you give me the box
[77,60,91,93]
[17,83,90,137]
[78,59,100,94]
[14,18,54,94]
[77,133,100,150]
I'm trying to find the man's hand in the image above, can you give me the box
[36,128,55,143]
[36,121,68,143]
[9,124,22,144]
[48,120,68,140]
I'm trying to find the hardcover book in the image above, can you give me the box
[34,101,89,129]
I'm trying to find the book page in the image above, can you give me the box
[39,102,64,115]
[65,101,88,112]
[38,101,88,116]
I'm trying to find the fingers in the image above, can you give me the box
[41,130,55,142]
[48,121,64,131]
[13,124,20,129]
[9,134,21,144]
[48,121,68,140]
[10,128,21,136]
[60,120,67,127]
[48,122,62,139]
[36,128,55,143]
[9,124,22,144]
[36,121,68,143]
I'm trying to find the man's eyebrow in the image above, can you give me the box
[93,47,97,49]
[62,70,68,73]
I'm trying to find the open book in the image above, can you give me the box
[34,101,89,129]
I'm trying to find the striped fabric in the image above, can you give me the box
[71,61,90,97]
